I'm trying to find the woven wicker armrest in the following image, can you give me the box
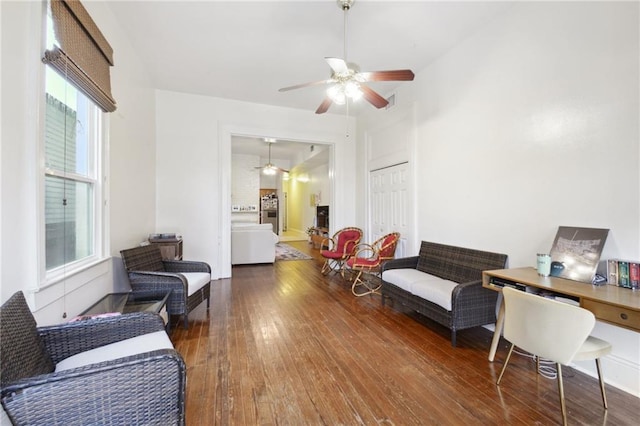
[451,279,483,300]
[163,259,211,273]
[382,256,419,272]
[450,279,498,319]
[38,312,166,364]
[2,349,186,426]
[127,270,188,292]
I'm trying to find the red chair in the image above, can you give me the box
[346,232,400,296]
[320,227,363,275]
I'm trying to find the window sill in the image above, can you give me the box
[40,256,111,291]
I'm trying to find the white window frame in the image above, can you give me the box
[38,4,108,289]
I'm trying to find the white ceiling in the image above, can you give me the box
[106,0,511,114]
[105,0,512,165]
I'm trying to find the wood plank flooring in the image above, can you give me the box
[170,241,640,425]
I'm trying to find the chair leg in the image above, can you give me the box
[351,270,383,297]
[321,260,331,275]
[341,263,354,281]
[321,259,343,275]
[497,343,515,385]
[350,270,364,294]
[595,358,608,409]
[556,363,567,426]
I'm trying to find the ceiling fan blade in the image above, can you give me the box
[325,57,349,74]
[358,69,415,82]
[279,79,332,92]
[360,85,389,109]
[315,97,333,114]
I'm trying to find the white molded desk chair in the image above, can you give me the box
[496,286,612,425]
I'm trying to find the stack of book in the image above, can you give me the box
[607,259,640,289]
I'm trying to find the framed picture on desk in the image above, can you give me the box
[549,226,609,283]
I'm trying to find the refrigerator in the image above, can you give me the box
[260,196,278,234]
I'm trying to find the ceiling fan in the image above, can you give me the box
[278,0,415,114]
[255,142,289,175]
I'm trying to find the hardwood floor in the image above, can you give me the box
[170,241,639,425]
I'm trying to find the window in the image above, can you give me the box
[44,68,102,272]
[42,0,110,279]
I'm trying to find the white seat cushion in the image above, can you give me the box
[382,268,458,311]
[382,269,430,292]
[181,272,211,296]
[572,335,612,362]
[55,330,173,372]
[410,278,458,311]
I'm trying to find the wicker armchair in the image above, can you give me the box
[1,292,186,425]
[120,244,211,329]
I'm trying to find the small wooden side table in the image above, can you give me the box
[309,227,329,249]
[149,238,183,260]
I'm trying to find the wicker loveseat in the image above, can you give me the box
[1,292,186,425]
[120,244,211,329]
[381,241,508,346]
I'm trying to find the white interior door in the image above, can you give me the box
[369,162,411,258]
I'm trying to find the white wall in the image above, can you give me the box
[155,90,355,278]
[1,1,157,323]
[357,1,639,397]
[1,0,42,306]
[231,153,260,223]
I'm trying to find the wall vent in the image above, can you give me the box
[385,93,396,109]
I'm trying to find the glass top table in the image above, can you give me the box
[80,291,171,324]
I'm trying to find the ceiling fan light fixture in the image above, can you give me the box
[327,80,361,105]
[263,165,277,175]
[344,81,362,100]
[327,84,346,105]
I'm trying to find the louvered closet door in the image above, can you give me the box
[369,162,410,259]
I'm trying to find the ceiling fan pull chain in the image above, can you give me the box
[345,101,351,139]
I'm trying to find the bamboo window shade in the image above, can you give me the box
[43,0,117,112]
